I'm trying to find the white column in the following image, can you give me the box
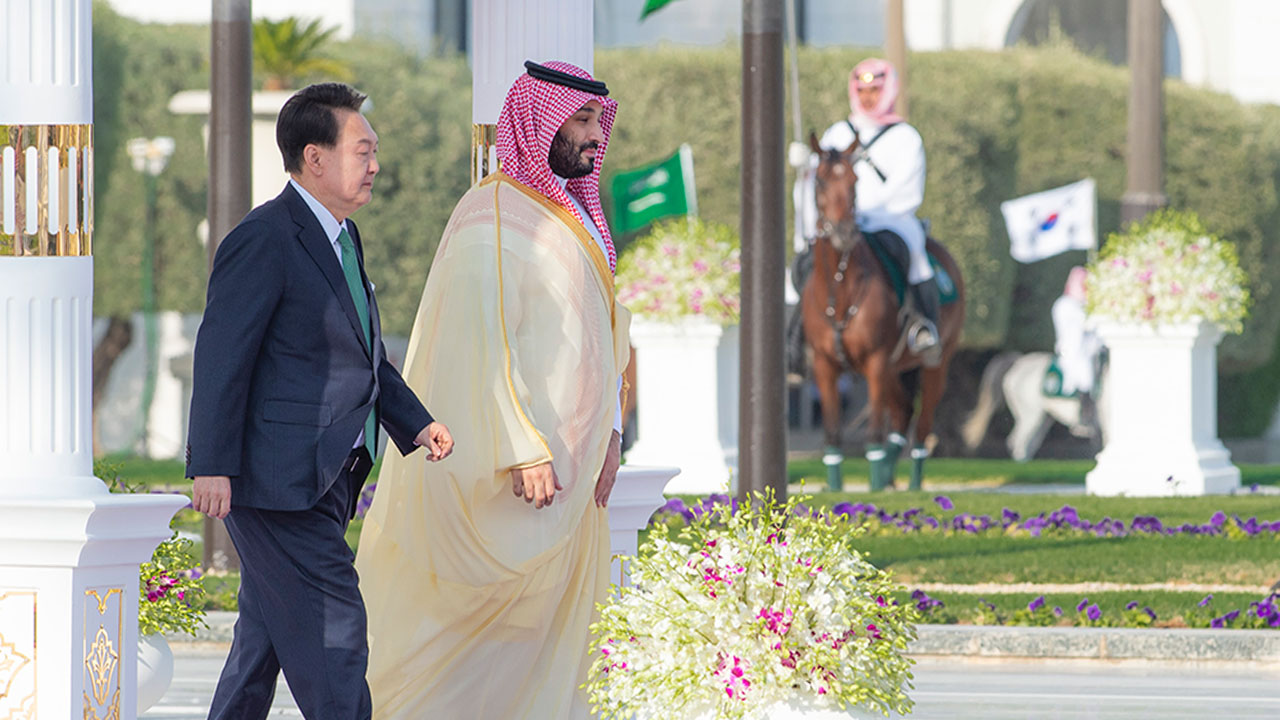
[471,0,595,125]
[0,3,186,719]
[1086,320,1241,496]
[169,90,292,211]
[470,0,594,182]
[625,319,740,494]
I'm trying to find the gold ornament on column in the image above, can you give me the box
[82,588,121,720]
[0,590,37,719]
[471,123,498,186]
[0,124,94,257]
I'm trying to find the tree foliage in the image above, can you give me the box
[252,17,353,91]
[88,19,1280,434]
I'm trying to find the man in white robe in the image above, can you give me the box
[354,61,629,719]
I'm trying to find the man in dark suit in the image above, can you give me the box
[185,82,453,720]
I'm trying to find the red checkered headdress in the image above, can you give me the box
[496,60,619,272]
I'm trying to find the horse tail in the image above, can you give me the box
[960,351,1021,452]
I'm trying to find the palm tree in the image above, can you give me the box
[253,17,352,91]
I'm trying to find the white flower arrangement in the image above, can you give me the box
[1086,209,1250,333]
[616,218,741,325]
[586,492,916,720]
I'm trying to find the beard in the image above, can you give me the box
[548,131,597,178]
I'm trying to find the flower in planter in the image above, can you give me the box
[615,217,741,325]
[139,534,209,637]
[1086,209,1250,333]
[100,462,209,637]
[587,491,916,719]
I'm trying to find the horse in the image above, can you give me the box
[800,132,965,491]
[960,351,1108,461]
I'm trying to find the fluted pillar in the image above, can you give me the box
[0,2,186,718]
[470,0,594,184]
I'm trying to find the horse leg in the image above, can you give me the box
[910,364,949,491]
[1008,408,1051,463]
[886,368,920,487]
[812,350,845,491]
[863,354,896,492]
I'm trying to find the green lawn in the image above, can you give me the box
[662,491,1280,587]
[787,457,1280,488]
[858,532,1280,586]
[104,456,1280,620]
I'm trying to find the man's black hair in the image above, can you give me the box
[276,82,368,174]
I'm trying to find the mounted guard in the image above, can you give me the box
[788,57,941,377]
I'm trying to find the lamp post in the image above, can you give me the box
[126,137,175,457]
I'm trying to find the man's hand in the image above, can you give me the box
[511,462,562,509]
[192,476,232,519]
[415,421,454,461]
[594,430,622,508]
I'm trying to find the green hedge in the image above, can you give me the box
[88,21,1280,433]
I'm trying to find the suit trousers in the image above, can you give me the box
[208,457,371,720]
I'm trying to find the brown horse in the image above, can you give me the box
[800,132,965,491]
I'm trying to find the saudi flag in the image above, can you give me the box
[641,0,682,19]
[610,144,697,234]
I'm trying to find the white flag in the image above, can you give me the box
[1001,178,1097,263]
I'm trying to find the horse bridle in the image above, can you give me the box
[822,242,867,371]
[816,150,866,371]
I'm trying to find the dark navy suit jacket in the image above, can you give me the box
[185,183,432,511]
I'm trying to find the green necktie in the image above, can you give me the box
[338,227,377,459]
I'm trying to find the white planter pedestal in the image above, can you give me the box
[606,466,679,587]
[625,319,739,495]
[137,633,175,713]
[1086,320,1240,496]
[0,259,186,720]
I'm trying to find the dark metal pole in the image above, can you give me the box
[210,0,253,267]
[1121,0,1166,225]
[740,0,788,502]
[205,0,253,573]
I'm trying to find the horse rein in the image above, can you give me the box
[823,240,865,371]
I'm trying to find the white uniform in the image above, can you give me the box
[793,117,933,283]
[1052,294,1102,396]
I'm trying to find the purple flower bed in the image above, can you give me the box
[648,494,1280,539]
[906,589,1280,630]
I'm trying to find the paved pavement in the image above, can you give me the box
[146,648,1280,719]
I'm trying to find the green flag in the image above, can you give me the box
[640,0,682,20]
[610,144,697,235]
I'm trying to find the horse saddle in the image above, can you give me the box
[862,229,959,308]
[1041,358,1071,398]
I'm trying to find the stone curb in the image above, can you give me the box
[175,612,1280,663]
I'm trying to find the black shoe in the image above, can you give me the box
[1078,392,1098,437]
[909,278,942,366]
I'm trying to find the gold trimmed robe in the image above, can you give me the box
[355,173,630,719]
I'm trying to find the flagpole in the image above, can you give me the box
[679,143,697,234]
[784,0,802,144]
